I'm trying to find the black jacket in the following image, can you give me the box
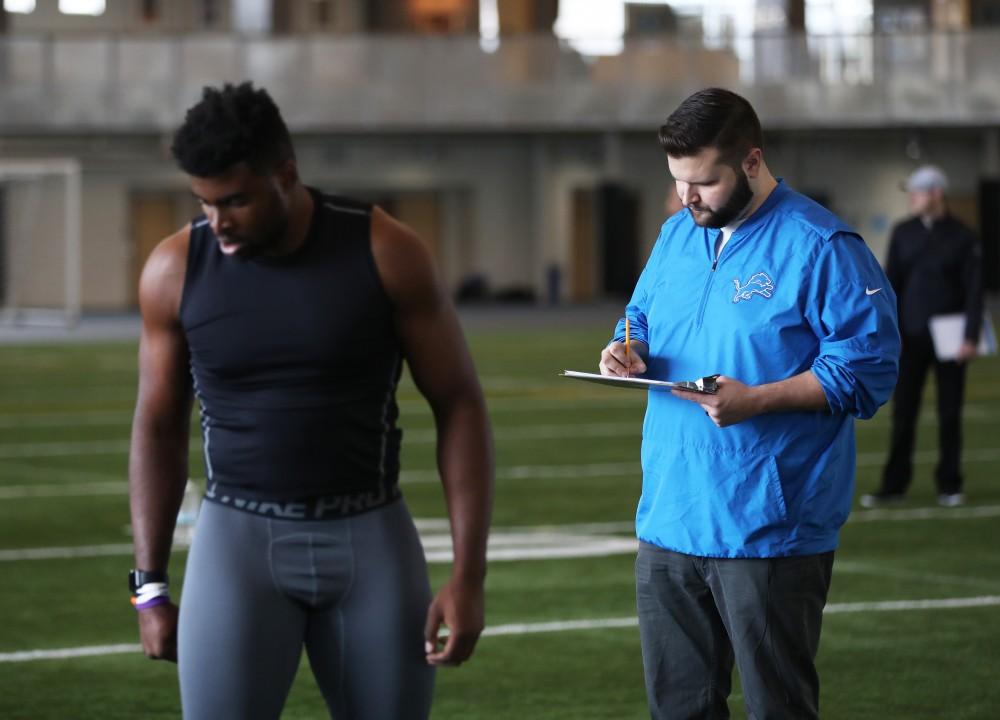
[885,214,983,340]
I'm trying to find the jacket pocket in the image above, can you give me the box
[638,444,788,555]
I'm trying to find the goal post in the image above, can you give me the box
[0,158,82,327]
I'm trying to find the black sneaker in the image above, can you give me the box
[859,491,905,509]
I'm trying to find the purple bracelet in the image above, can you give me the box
[133,595,171,611]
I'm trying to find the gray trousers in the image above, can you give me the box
[636,542,834,720]
[178,498,434,720]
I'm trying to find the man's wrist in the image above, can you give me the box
[749,384,770,415]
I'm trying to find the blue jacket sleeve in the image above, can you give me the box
[611,231,664,345]
[806,233,901,419]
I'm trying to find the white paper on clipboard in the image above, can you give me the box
[559,370,719,394]
[928,311,998,361]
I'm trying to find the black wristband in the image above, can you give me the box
[128,569,169,593]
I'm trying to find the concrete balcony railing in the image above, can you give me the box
[0,31,999,132]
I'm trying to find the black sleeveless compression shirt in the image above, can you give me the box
[179,190,403,511]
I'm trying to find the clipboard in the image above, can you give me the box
[560,370,719,394]
[928,311,998,361]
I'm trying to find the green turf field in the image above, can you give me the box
[2,319,999,719]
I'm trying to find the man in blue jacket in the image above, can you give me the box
[599,88,900,719]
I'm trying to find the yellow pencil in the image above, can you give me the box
[624,316,630,377]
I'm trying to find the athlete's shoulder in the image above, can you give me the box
[370,206,440,306]
[314,190,373,219]
[139,225,191,322]
[145,225,190,280]
[370,206,431,266]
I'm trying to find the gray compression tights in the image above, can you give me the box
[178,498,435,720]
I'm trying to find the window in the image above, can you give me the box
[59,0,106,16]
[4,0,36,13]
[554,0,626,56]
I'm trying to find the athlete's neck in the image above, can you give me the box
[273,185,314,256]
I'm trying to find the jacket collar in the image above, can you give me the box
[730,178,788,239]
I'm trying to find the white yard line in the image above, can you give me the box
[4,595,1000,663]
[426,537,640,563]
[482,617,640,637]
[0,643,141,663]
[823,595,1000,613]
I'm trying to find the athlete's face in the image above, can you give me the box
[189,162,293,258]
[668,147,755,229]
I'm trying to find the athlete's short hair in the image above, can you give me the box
[658,88,763,168]
[171,82,294,178]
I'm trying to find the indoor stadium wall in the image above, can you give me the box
[1,125,992,311]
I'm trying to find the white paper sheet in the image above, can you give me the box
[928,311,998,361]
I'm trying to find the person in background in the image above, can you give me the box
[598,87,900,719]
[128,82,494,720]
[861,164,983,508]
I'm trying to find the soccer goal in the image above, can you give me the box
[0,158,82,327]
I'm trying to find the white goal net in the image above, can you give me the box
[0,158,82,327]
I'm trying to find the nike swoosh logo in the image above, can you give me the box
[865,287,882,296]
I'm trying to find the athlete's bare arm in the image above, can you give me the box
[371,207,494,667]
[128,227,194,663]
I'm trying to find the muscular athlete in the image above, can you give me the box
[128,83,493,720]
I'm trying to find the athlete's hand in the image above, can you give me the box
[672,375,762,427]
[599,340,648,378]
[424,576,484,667]
[137,602,179,663]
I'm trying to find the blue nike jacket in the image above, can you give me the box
[614,180,900,558]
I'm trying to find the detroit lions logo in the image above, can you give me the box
[732,272,775,303]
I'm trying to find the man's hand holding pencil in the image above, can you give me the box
[599,316,648,378]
